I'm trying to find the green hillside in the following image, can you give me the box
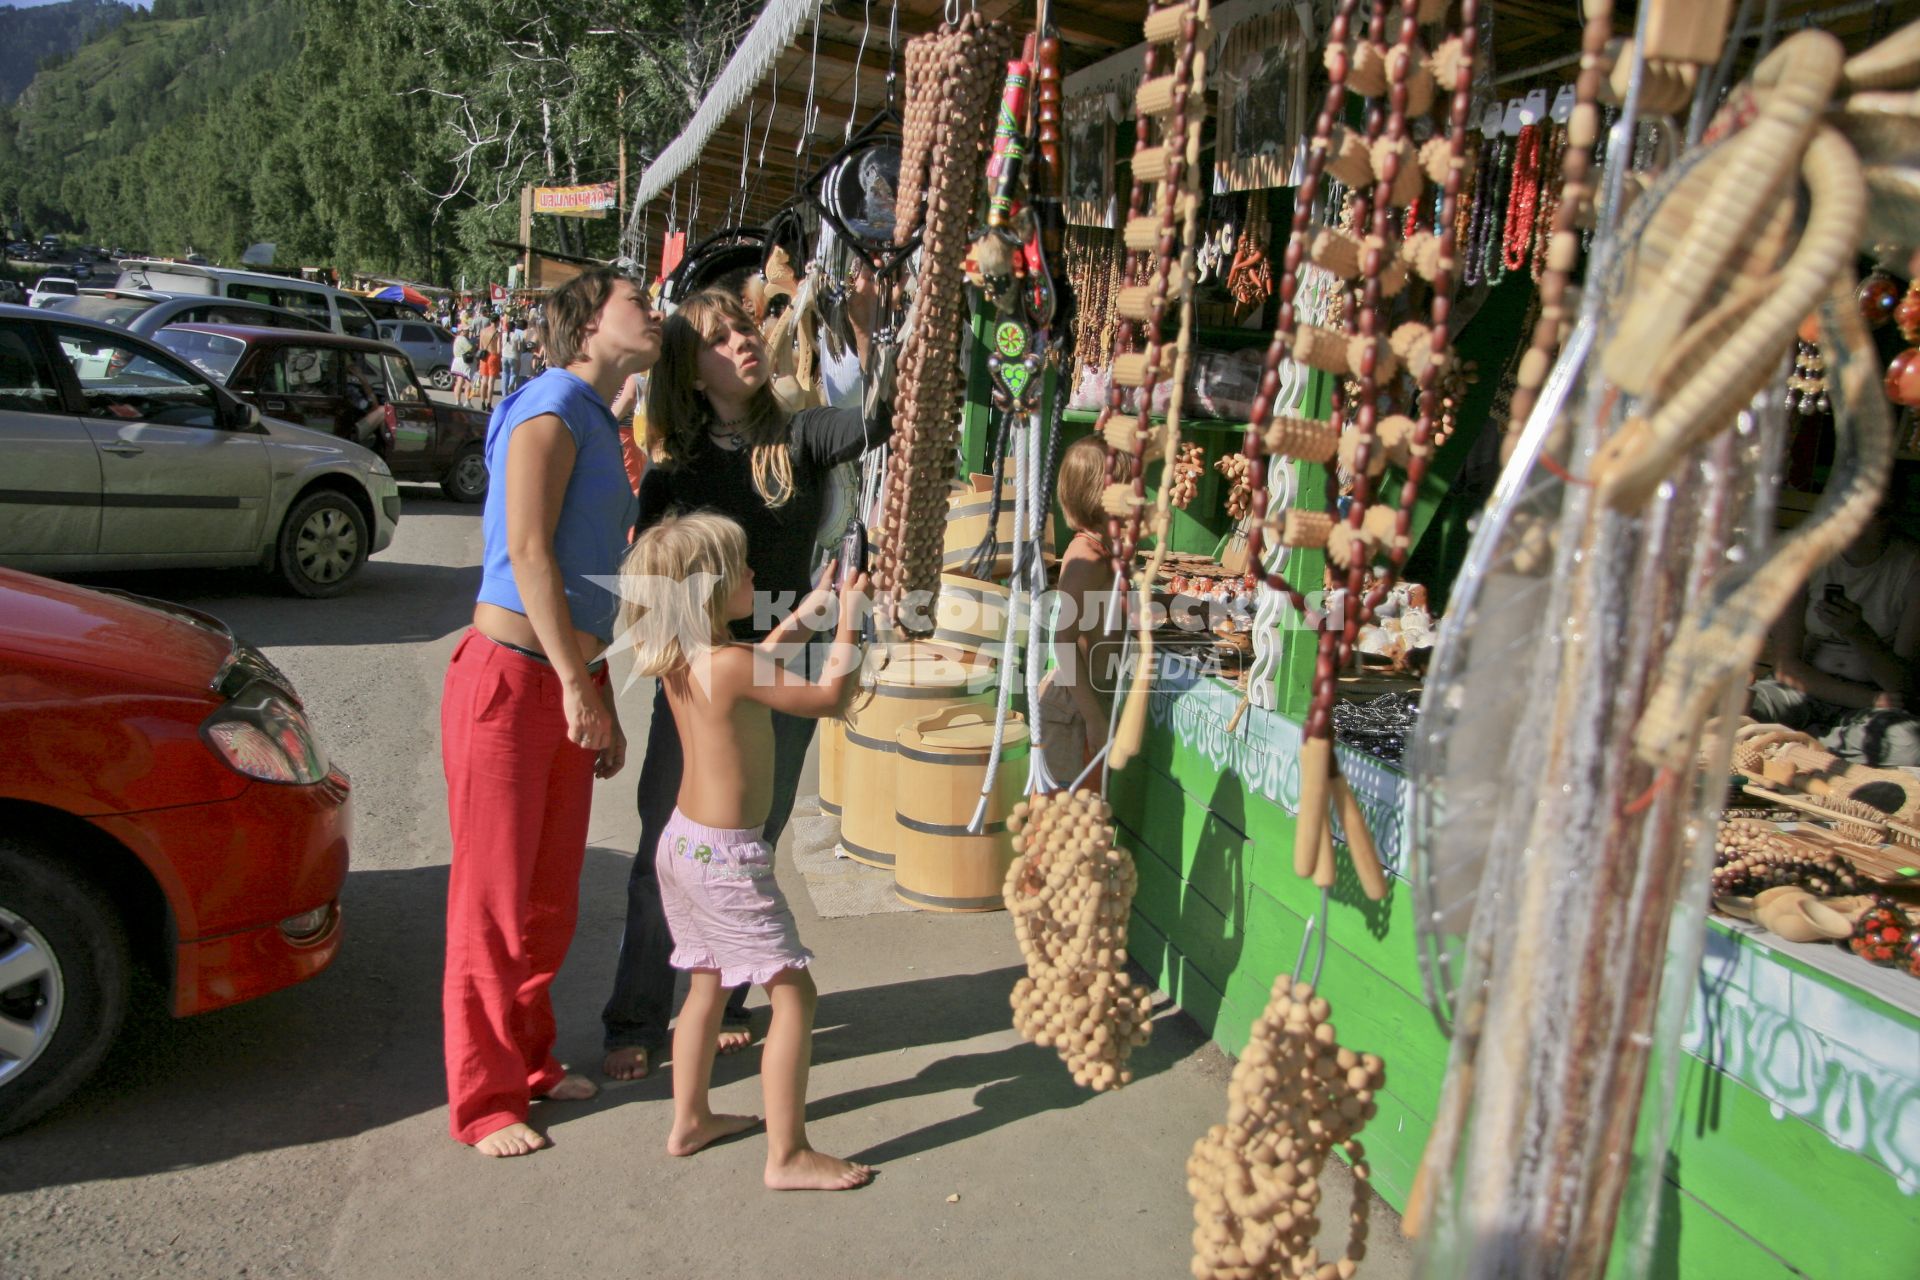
[1,0,735,284]
[0,0,136,106]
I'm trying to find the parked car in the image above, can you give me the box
[0,567,349,1135]
[5,242,36,262]
[111,260,379,339]
[376,317,457,390]
[0,281,23,305]
[70,262,92,281]
[38,235,60,256]
[27,277,78,308]
[0,303,400,596]
[157,323,490,503]
[48,289,330,342]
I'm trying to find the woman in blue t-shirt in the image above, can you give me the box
[441,268,659,1158]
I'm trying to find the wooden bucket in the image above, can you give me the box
[839,645,998,868]
[818,715,846,816]
[893,707,1029,912]
[944,482,1053,580]
[931,573,1029,662]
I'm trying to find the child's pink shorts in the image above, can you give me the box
[656,810,814,988]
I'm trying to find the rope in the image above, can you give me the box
[968,417,1033,830]
[1021,404,1060,794]
[966,414,1012,577]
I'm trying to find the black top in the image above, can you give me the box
[635,405,885,637]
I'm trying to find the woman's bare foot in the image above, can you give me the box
[538,1073,598,1102]
[666,1113,761,1157]
[764,1149,876,1191]
[717,1021,753,1055]
[472,1122,548,1158]
[602,1046,651,1080]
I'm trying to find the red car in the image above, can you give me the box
[0,568,348,1134]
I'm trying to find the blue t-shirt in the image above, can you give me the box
[477,368,637,642]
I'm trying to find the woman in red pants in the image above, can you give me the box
[441,268,660,1156]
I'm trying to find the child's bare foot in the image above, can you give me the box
[717,1020,753,1055]
[764,1149,876,1191]
[602,1046,651,1080]
[667,1113,761,1157]
[472,1122,548,1158]
[538,1073,598,1102]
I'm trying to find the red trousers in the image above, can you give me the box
[440,629,601,1144]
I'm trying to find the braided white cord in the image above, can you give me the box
[1247,358,1303,711]
[1021,407,1061,794]
[969,415,1030,832]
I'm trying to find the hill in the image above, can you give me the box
[0,0,137,104]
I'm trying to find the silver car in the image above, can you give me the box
[376,318,457,391]
[46,289,331,342]
[0,303,400,597]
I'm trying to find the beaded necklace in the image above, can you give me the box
[1501,122,1542,274]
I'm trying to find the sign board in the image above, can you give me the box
[533,183,617,218]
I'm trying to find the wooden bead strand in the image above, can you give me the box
[878,16,1019,633]
[1004,789,1153,1091]
[1188,974,1386,1279]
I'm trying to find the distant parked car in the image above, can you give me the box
[5,241,35,261]
[376,318,456,390]
[0,566,350,1135]
[113,260,378,339]
[157,323,490,502]
[0,304,401,595]
[70,262,92,281]
[27,277,78,308]
[48,290,329,344]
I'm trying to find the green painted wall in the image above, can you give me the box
[1107,683,1920,1278]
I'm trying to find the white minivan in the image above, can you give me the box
[111,260,380,339]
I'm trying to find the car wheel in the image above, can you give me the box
[441,443,488,504]
[428,366,453,391]
[275,489,370,598]
[0,837,131,1138]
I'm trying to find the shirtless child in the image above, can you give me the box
[618,511,874,1190]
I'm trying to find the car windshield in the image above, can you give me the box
[35,279,78,296]
[49,295,155,327]
[154,328,248,383]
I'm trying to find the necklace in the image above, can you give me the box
[1530,121,1566,283]
[1502,123,1541,274]
[1462,136,1496,287]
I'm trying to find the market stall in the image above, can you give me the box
[631,0,1920,1274]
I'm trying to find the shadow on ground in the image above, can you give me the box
[0,843,1205,1192]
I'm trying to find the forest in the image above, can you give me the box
[0,0,757,283]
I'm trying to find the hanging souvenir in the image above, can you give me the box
[1214,3,1310,192]
[802,109,911,274]
[1064,93,1119,228]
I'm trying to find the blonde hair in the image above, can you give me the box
[1057,435,1121,534]
[617,512,750,678]
[645,289,795,507]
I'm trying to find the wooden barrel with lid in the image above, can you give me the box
[892,706,1028,912]
[838,644,997,868]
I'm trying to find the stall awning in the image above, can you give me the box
[628,0,824,217]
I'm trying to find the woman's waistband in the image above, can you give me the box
[474,629,607,674]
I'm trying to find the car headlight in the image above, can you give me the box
[368,454,393,478]
[201,682,330,784]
